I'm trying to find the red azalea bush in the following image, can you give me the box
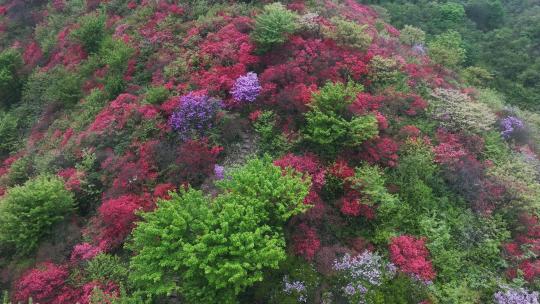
[358,136,399,167]
[504,214,540,281]
[174,138,222,186]
[259,36,370,115]
[274,153,326,190]
[381,92,428,117]
[15,263,69,303]
[99,141,161,198]
[96,194,152,250]
[57,167,84,191]
[389,235,436,281]
[340,194,376,219]
[398,125,421,139]
[433,130,468,166]
[192,17,259,97]
[22,41,42,67]
[292,223,321,261]
[153,183,176,200]
[70,242,102,263]
[88,93,138,134]
[55,281,119,304]
[349,93,384,115]
[328,159,355,180]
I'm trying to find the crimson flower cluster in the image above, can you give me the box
[389,235,436,281]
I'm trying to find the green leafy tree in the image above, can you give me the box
[253,111,291,157]
[303,82,378,157]
[70,13,107,54]
[399,25,425,46]
[252,3,298,53]
[86,254,129,285]
[368,55,406,90]
[428,30,466,68]
[0,112,19,157]
[435,2,466,32]
[0,49,24,108]
[323,17,372,51]
[465,0,505,31]
[127,157,310,302]
[0,175,74,256]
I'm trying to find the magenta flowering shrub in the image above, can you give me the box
[70,242,102,262]
[169,93,222,140]
[231,72,262,103]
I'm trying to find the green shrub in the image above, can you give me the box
[368,55,406,90]
[461,66,493,88]
[24,68,83,107]
[70,13,106,54]
[252,3,298,53]
[430,88,497,134]
[303,82,378,157]
[310,81,363,115]
[390,139,439,210]
[0,49,24,108]
[127,157,310,302]
[249,256,319,304]
[5,156,34,187]
[0,175,74,256]
[142,86,169,105]
[428,30,466,68]
[324,17,372,51]
[86,254,129,285]
[0,112,19,157]
[368,274,430,304]
[98,38,134,98]
[399,25,426,46]
[46,68,83,106]
[253,111,291,157]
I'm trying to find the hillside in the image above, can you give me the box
[0,0,539,303]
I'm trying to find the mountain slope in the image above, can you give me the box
[0,0,539,303]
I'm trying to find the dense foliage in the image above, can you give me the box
[0,175,74,256]
[0,0,538,303]
[128,158,310,302]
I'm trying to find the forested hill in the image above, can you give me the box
[0,0,539,303]
[362,0,540,109]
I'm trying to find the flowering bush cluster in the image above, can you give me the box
[15,263,69,303]
[389,235,436,281]
[500,116,526,140]
[504,214,540,281]
[231,72,262,103]
[494,286,539,304]
[333,250,396,301]
[1,0,539,303]
[169,93,222,140]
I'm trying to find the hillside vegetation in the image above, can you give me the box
[0,0,539,303]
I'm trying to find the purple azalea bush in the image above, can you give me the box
[333,251,396,301]
[494,287,539,304]
[169,93,222,140]
[282,276,307,303]
[500,116,525,139]
[214,164,225,180]
[230,72,262,103]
